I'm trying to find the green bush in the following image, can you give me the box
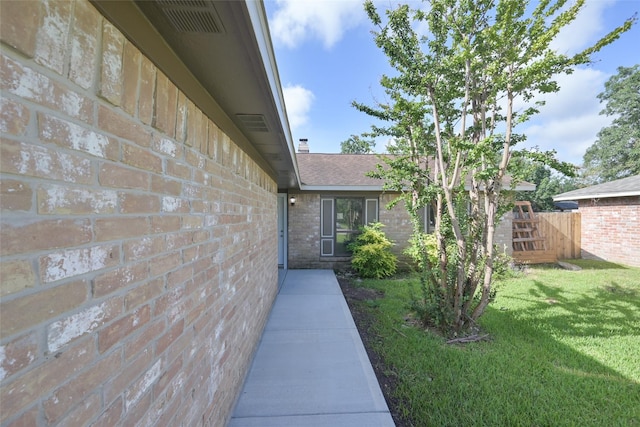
[348,223,397,279]
[404,232,438,270]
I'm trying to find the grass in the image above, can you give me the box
[357,260,640,426]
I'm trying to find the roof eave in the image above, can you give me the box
[554,190,640,201]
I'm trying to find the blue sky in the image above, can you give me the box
[264,0,640,167]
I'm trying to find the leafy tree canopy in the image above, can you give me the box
[582,64,640,183]
[340,134,376,154]
[355,0,634,334]
[515,161,578,211]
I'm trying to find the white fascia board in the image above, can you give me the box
[465,184,536,191]
[299,185,386,192]
[554,190,640,201]
[245,0,300,187]
[299,184,534,192]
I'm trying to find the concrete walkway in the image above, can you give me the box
[229,269,395,426]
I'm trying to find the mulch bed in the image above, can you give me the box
[337,273,412,427]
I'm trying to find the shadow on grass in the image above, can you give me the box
[476,305,640,426]
[522,280,640,338]
[358,276,640,426]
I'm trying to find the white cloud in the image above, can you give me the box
[518,68,613,165]
[551,0,616,55]
[283,84,315,130]
[270,0,364,49]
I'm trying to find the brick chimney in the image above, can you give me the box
[298,138,309,153]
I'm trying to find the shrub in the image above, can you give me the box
[348,223,397,279]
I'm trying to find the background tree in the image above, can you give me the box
[340,134,376,154]
[582,64,640,184]
[515,161,578,211]
[355,0,633,334]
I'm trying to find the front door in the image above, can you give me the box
[277,194,286,267]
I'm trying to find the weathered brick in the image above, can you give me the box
[104,348,152,404]
[98,104,151,147]
[182,214,204,229]
[43,351,121,424]
[153,286,184,319]
[119,192,161,214]
[0,218,91,256]
[34,0,72,74]
[94,216,150,241]
[208,121,221,160]
[138,54,156,125]
[166,159,191,180]
[0,280,87,339]
[53,393,101,427]
[122,143,162,173]
[175,91,188,142]
[123,236,165,262]
[68,0,101,89]
[123,319,163,359]
[99,20,124,105]
[0,179,33,212]
[0,259,36,297]
[0,331,38,382]
[149,252,181,278]
[125,358,162,410]
[98,304,151,353]
[91,397,123,427]
[152,133,181,158]
[37,185,117,215]
[152,175,182,196]
[94,262,148,298]
[38,113,119,160]
[39,244,120,283]
[1,54,93,122]
[46,296,122,353]
[99,163,150,190]
[156,319,184,356]
[0,97,30,135]
[0,1,42,57]
[160,196,189,213]
[184,99,198,147]
[1,138,92,184]
[151,216,181,234]
[122,41,141,115]
[4,405,38,427]
[0,338,95,425]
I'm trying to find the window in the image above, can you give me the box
[321,197,378,256]
[418,204,436,234]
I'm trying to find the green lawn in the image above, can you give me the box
[357,260,640,426]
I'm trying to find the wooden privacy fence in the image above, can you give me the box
[537,212,581,260]
[512,210,581,263]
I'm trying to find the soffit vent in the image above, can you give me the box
[155,0,224,34]
[236,114,269,133]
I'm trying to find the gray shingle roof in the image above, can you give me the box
[553,174,640,201]
[297,154,384,187]
[296,153,534,191]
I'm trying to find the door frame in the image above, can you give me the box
[277,193,288,270]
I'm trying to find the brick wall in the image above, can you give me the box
[0,1,279,425]
[579,196,640,267]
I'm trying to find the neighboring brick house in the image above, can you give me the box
[0,1,298,426]
[554,175,640,267]
[287,151,531,269]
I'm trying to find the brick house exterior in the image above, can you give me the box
[0,1,298,426]
[554,175,640,267]
[288,153,524,269]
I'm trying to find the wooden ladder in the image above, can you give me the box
[512,201,546,252]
